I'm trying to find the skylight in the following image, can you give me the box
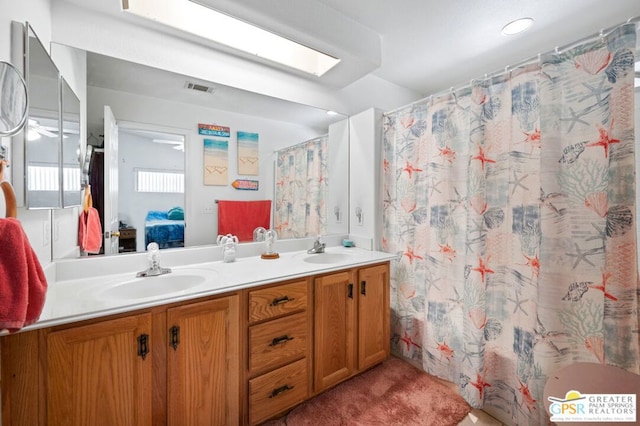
[121,0,341,76]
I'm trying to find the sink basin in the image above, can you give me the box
[302,253,352,264]
[99,269,217,300]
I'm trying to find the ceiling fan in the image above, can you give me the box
[152,138,185,151]
[27,118,58,140]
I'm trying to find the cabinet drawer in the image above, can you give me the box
[249,358,308,425]
[249,312,307,374]
[248,280,307,323]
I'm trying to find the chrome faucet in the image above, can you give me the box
[137,242,171,277]
[307,235,326,254]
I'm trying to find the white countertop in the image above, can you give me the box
[28,245,396,332]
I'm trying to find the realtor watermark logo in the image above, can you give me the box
[548,390,636,422]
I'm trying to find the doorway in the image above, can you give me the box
[115,121,187,253]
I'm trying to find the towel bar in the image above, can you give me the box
[1,181,17,218]
[1,161,17,218]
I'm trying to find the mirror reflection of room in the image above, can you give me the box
[25,25,62,209]
[61,78,82,207]
[274,135,329,239]
[79,50,348,256]
[0,61,27,137]
[117,128,185,253]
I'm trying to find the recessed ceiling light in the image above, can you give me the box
[326,110,338,116]
[501,18,534,36]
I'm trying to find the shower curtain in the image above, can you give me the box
[382,23,639,424]
[274,135,328,239]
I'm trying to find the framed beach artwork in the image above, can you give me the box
[237,131,259,175]
[203,138,228,185]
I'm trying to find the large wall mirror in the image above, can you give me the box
[10,22,82,211]
[51,46,349,259]
[61,78,82,207]
[24,22,62,209]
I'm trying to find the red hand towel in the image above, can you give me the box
[78,207,103,254]
[0,217,48,333]
[218,200,272,242]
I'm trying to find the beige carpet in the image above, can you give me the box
[264,357,471,425]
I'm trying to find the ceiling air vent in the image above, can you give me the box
[185,81,215,94]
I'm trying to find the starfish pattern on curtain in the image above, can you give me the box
[382,23,639,425]
[274,135,328,239]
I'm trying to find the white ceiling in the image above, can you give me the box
[70,0,640,115]
[187,0,640,94]
[315,0,640,94]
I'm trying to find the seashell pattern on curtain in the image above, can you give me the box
[382,22,639,425]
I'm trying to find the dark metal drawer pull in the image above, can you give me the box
[169,325,180,351]
[269,384,294,398]
[137,334,149,360]
[270,295,293,306]
[269,334,294,346]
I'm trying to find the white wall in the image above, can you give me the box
[326,119,349,236]
[86,86,323,250]
[349,108,383,250]
[0,0,51,60]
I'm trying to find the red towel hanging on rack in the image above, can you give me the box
[78,185,103,254]
[0,175,47,332]
[217,200,271,242]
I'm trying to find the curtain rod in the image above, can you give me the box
[273,133,328,154]
[384,15,640,117]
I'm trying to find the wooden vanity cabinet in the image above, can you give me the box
[1,261,390,426]
[0,293,240,426]
[314,263,390,393]
[244,279,312,425]
[313,270,355,390]
[166,296,240,425]
[356,263,391,370]
[46,313,154,426]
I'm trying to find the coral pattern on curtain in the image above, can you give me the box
[382,23,639,424]
[274,136,328,239]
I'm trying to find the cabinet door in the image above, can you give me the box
[167,295,240,426]
[47,314,153,426]
[358,264,390,370]
[314,271,355,391]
